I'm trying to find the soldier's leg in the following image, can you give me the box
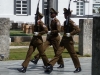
[65,42,81,73]
[52,40,64,67]
[31,40,50,64]
[44,46,65,73]
[37,43,49,66]
[49,46,65,66]
[34,40,50,57]
[22,45,36,67]
[34,54,39,59]
[65,43,80,68]
[17,45,36,73]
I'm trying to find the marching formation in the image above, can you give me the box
[17,0,81,74]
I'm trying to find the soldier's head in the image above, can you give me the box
[50,8,58,18]
[35,12,43,20]
[63,8,73,19]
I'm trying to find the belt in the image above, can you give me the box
[33,36,42,39]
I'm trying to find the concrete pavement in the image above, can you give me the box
[0,57,91,75]
[10,46,29,49]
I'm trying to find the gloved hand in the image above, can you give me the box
[34,32,39,36]
[47,31,51,35]
[58,33,61,36]
[66,33,70,37]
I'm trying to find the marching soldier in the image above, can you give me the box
[44,8,81,74]
[31,8,64,68]
[17,12,49,73]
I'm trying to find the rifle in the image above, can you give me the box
[34,0,40,32]
[66,0,71,33]
[45,0,51,40]
[46,0,50,31]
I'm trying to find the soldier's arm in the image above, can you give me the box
[38,25,48,36]
[51,21,61,34]
[70,20,80,35]
[61,26,64,32]
[61,22,64,32]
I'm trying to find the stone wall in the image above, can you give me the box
[10,35,79,43]
[79,19,93,56]
[11,36,33,42]
[0,18,10,60]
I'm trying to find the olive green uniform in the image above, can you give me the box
[48,19,81,68]
[33,17,64,65]
[22,20,49,67]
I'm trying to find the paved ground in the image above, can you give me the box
[0,57,91,75]
[10,46,29,49]
[9,45,78,49]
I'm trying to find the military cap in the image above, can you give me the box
[50,8,58,15]
[63,8,73,14]
[35,12,43,18]
[38,12,43,18]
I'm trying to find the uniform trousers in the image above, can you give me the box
[34,35,64,65]
[22,36,49,67]
[48,36,80,68]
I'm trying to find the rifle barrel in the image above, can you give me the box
[34,0,40,32]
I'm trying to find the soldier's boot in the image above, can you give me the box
[42,65,47,69]
[30,57,39,65]
[45,65,53,74]
[17,66,27,73]
[74,67,81,73]
[57,64,64,68]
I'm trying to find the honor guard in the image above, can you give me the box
[44,8,81,74]
[31,8,64,68]
[17,12,49,73]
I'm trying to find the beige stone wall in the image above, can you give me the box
[79,19,93,56]
[0,18,10,60]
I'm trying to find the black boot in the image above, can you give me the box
[30,58,39,65]
[17,66,27,73]
[42,65,47,69]
[74,67,81,73]
[57,64,64,68]
[45,65,53,74]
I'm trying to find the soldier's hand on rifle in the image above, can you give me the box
[34,32,39,36]
[47,31,51,35]
[37,20,41,24]
[66,33,70,37]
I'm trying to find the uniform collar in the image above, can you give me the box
[51,17,56,20]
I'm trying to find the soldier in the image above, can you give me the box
[31,8,64,68]
[17,12,49,73]
[44,8,81,74]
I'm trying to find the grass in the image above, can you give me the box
[10,30,47,36]
[10,30,33,36]
[9,47,83,60]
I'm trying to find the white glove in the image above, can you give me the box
[58,33,61,36]
[34,32,38,36]
[47,31,51,34]
[66,33,70,37]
